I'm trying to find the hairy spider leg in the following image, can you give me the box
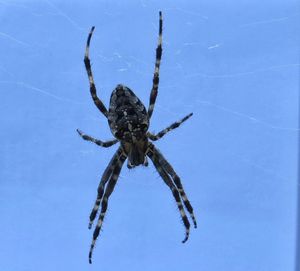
[147,145,190,243]
[77,129,118,147]
[147,113,193,141]
[148,11,163,120]
[84,26,109,118]
[89,150,127,264]
[80,11,197,264]
[149,143,197,228]
[88,147,123,229]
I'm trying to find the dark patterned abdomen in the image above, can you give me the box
[108,84,149,142]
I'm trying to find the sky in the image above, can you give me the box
[0,1,299,271]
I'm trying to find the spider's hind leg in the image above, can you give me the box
[147,144,190,243]
[151,145,197,228]
[88,147,122,229]
[89,150,126,264]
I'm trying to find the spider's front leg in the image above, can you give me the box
[77,129,118,147]
[148,11,163,119]
[84,26,109,118]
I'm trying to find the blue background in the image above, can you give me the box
[0,1,298,270]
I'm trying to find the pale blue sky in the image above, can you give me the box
[0,1,298,270]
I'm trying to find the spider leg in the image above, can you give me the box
[149,143,197,228]
[147,145,190,243]
[147,11,163,120]
[77,129,118,148]
[89,150,127,264]
[147,113,193,141]
[88,147,123,229]
[84,26,108,118]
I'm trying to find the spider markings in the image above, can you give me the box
[109,85,149,143]
[77,11,197,264]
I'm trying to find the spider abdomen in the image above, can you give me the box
[108,84,149,142]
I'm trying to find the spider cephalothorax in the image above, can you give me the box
[77,11,197,264]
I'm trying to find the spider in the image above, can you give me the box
[77,11,197,264]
